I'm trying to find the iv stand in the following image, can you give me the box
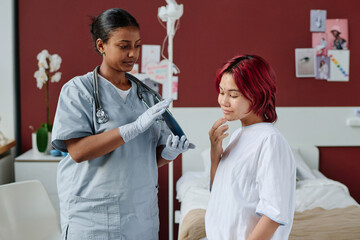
[158,1,183,240]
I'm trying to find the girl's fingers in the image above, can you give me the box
[210,124,229,142]
[209,118,228,136]
[216,124,229,135]
[217,132,229,142]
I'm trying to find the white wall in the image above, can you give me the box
[0,0,16,140]
[172,107,360,173]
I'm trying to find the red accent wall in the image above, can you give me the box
[319,147,360,203]
[18,0,360,239]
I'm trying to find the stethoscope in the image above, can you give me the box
[92,66,186,137]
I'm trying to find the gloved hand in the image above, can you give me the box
[118,98,172,142]
[161,135,195,161]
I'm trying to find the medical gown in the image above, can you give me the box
[205,123,296,240]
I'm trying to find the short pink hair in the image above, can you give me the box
[215,55,277,122]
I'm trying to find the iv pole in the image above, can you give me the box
[158,1,183,240]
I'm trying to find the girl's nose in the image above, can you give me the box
[219,95,230,107]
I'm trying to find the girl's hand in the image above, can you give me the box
[208,118,229,164]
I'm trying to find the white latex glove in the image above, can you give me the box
[161,135,195,161]
[118,98,172,142]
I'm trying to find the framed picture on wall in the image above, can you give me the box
[328,50,350,82]
[295,48,316,78]
[316,56,330,80]
[312,32,329,56]
[310,10,326,32]
[326,19,349,51]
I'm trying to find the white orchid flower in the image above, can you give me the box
[50,54,62,72]
[34,67,48,89]
[51,72,62,83]
[37,50,50,69]
[37,49,50,60]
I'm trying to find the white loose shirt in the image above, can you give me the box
[205,123,296,240]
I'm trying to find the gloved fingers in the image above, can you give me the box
[182,139,190,151]
[166,134,173,147]
[171,135,180,148]
[150,98,172,114]
[179,135,187,150]
[151,108,167,120]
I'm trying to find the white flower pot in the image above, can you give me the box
[32,132,52,155]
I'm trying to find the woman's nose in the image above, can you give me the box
[128,47,139,58]
[128,49,135,58]
[219,95,230,107]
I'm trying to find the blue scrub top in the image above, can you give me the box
[52,71,170,240]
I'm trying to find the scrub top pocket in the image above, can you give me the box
[67,195,122,240]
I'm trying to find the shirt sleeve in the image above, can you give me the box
[51,81,94,152]
[255,134,296,225]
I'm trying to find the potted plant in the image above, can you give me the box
[33,49,62,153]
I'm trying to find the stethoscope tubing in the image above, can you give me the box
[92,66,186,138]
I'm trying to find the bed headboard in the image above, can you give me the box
[172,107,360,174]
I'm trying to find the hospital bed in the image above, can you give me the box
[171,107,360,240]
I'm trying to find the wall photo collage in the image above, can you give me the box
[295,10,350,82]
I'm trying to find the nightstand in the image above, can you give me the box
[15,149,63,216]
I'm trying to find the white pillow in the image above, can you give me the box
[291,148,316,180]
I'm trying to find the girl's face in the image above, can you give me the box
[102,26,141,73]
[218,73,263,126]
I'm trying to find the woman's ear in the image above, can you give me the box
[96,38,105,54]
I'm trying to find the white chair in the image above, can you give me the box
[0,180,61,240]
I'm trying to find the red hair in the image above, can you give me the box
[216,55,277,122]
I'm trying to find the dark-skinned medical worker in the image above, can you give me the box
[51,8,192,240]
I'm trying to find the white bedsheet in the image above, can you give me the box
[295,178,359,212]
[176,172,210,225]
[176,170,359,226]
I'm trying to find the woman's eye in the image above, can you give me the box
[230,95,239,98]
[135,44,141,48]
[119,45,129,49]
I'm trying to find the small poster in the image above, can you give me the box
[325,19,349,51]
[145,59,169,84]
[312,32,329,56]
[162,76,178,100]
[310,10,327,32]
[141,45,161,73]
[328,50,350,82]
[295,48,316,78]
[315,56,330,80]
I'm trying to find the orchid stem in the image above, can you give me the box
[46,70,50,130]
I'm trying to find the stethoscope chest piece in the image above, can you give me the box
[96,107,109,124]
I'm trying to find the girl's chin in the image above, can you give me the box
[223,115,239,122]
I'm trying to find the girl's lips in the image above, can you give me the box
[222,109,232,114]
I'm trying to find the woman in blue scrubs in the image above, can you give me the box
[52,8,190,240]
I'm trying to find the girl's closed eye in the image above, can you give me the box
[225,90,240,98]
